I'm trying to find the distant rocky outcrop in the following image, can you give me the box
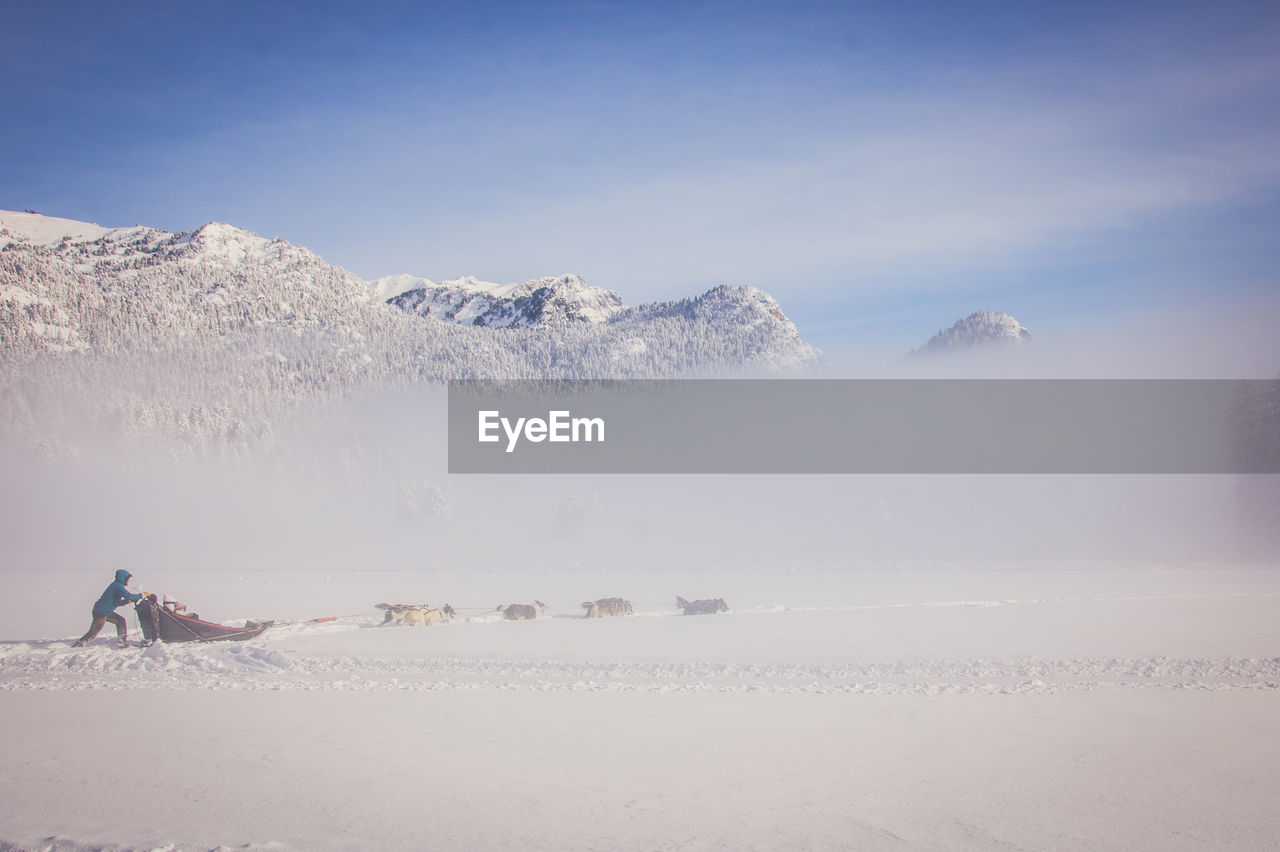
[912,311,1031,356]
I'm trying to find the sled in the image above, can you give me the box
[135,594,273,643]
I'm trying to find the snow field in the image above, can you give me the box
[2,564,1278,850]
[3,689,1278,850]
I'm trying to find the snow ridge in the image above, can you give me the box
[913,310,1032,355]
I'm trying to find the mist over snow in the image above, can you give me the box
[4,1,1280,847]
[1,195,1278,852]
[1,209,1276,581]
[2,185,1279,852]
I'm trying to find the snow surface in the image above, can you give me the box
[2,563,1278,850]
[0,210,116,247]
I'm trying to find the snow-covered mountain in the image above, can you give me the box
[382,273,625,327]
[0,210,818,369]
[0,210,820,454]
[377,273,814,367]
[912,311,1031,355]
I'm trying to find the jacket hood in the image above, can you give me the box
[114,569,132,584]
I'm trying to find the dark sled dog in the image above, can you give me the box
[676,596,729,615]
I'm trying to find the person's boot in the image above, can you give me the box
[117,637,129,649]
[72,639,86,647]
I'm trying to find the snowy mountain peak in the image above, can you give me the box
[387,272,625,327]
[626,284,787,326]
[697,285,789,324]
[441,274,518,296]
[186,221,323,268]
[372,273,437,301]
[914,311,1032,355]
[188,221,266,263]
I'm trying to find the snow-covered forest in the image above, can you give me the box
[0,212,820,460]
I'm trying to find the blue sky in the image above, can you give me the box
[3,0,1278,358]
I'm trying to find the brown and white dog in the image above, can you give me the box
[581,597,632,618]
[497,601,548,620]
[676,596,728,615]
[376,603,457,626]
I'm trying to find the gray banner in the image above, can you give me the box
[447,380,1279,474]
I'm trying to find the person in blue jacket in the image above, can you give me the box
[73,570,143,648]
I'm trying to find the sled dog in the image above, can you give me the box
[582,597,632,618]
[498,601,548,620]
[376,603,457,626]
[676,596,729,615]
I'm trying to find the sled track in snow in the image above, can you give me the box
[1,642,1278,695]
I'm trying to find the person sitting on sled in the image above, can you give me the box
[73,569,143,648]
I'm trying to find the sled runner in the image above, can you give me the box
[135,594,273,643]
